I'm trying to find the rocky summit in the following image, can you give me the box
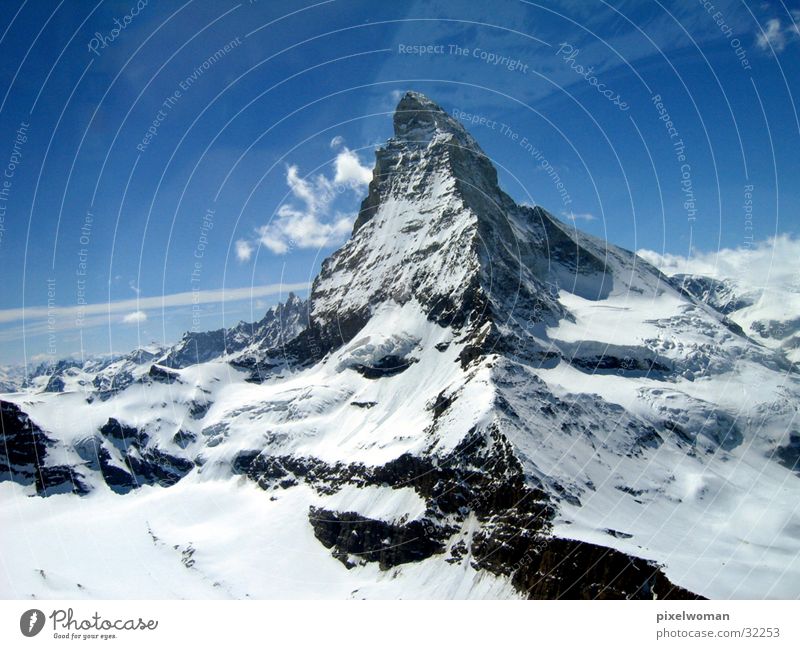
[2,92,799,599]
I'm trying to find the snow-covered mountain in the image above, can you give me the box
[639,237,800,366]
[2,92,799,600]
[1,294,308,397]
[161,292,308,371]
[0,363,26,393]
[669,268,799,365]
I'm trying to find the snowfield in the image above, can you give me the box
[0,479,515,599]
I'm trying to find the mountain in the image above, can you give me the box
[0,294,308,398]
[670,272,800,364]
[671,274,755,316]
[161,292,308,370]
[0,363,26,393]
[2,92,799,600]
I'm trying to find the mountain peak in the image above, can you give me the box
[351,90,492,236]
[298,91,574,359]
[392,91,468,144]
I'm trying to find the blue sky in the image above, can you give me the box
[0,0,798,365]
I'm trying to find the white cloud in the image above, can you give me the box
[755,16,799,52]
[235,239,254,262]
[637,235,800,294]
[333,148,373,187]
[285,164,328,212]
[257,230,290,255]
[253,149,372,255]
[329,135,345,149]
[757,18,786,51]
[122,310,147,324]
[258,207,353,255]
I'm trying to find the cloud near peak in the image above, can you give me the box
[242,142,373,258]
[333,148,373,187]
[637,234,800,294]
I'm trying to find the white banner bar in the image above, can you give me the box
[0,600,798,648]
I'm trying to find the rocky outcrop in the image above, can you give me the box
[672,274,754,315]
[82,417,195,493]
[776,432,800,473]
[309,508,447,569]
[162,293,309,369]
[503,537,700,599]
[0,400,89,495]
[236,419,693,599]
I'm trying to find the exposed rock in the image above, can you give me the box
[309,507,446,569]
[36,465,90,497]
[672,274,754,315]
[776,432,800,473]
[147,365,181,384]
[504,537,700,599]
[237,420,691,598]
[0,400,89,495]
[161,292,309,369]
[173,430,197,448]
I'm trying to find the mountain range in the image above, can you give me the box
[2,92,799,600]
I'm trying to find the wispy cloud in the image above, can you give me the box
[563,211,596,222]
[0,282,311,327]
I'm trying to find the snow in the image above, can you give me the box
[0,478,515,599]
[525,284,800,598]
[323,485,426,523]
[189,300,469,468]
[551,289,683,346]
[552,444,800,598]
[639,239,800,363]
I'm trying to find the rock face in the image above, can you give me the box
[671,274,754,315]
[0,400,89,496]
[233,414,697,598]
[2,92,799,599]
[162,292,309,369]
[292,92,608,362]
[669,272,800,364]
